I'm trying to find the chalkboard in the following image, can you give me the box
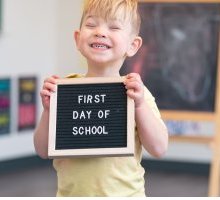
[48,77,134,157]
[121,2,220,112]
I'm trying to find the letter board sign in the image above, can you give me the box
[48,77,134,157]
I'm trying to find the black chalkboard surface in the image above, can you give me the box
[48,77,134,157]
[121,2,220,112]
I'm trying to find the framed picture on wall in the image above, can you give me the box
[18,77,37,131]
[0,78,10,135]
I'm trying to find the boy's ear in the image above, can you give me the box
[126,36,142,57]
[74,30,80,49]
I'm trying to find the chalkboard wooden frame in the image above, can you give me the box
[137,0,220,196]
[129,0,220,141]
[48,77,134,158]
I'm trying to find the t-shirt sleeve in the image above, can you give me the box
[65,73,83,78]
[143,86,166,127]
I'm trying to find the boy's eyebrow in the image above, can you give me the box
[109,18,123,24]
[85,15,96,20]
[85,14,124,23]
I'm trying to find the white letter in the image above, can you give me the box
[78,127,84,135]
[103,126,108,134]
[100,94,106,103]
[91,126,97,134]
[79,111,86,119]
[97,126,103,135]
[98,110,104,118]
[73,111,79,119]
[94,95,100,103]
[86,110,92,119]
[78,95,83,104]
[105,110,110,118]
[87,95,93,103]
[72,127,78,135]
[85,126,91,135]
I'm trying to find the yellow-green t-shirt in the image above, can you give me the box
[53,73,164,197]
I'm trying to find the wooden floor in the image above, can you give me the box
[0,160,209,197]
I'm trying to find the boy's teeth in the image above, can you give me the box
[92,44,108,49]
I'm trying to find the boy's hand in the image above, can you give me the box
[40,75,59,111]
[124,73,145,108]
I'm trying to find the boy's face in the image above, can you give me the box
[74,13,142,68]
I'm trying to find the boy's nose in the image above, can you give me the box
[94,26,107,38]
[95,33,106,38]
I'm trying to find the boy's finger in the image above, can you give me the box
[40,89,51,97]
[126,89,137,100]
[43,82,57,92]
[44,76,58,84]
[125,80,143,90]
[125,77,142,84]
[126,73,141,80]
[52,75,60,79]
[126,74,142,84]
[125,81,139,89]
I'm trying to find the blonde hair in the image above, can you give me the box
[80,0,141,35]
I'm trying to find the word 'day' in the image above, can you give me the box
[48,77,134,157]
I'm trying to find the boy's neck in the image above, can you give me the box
[85,68,120,77]
[85,62,123,78]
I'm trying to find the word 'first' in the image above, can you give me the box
[78,94,106,104]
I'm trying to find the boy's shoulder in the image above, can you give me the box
[65,73,84,79]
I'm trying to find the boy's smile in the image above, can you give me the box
[90,42,111,50]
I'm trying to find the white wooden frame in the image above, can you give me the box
[48,77,134,158]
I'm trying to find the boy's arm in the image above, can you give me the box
[124,73,168,158]
[135,92,168,158]
[34,75,59,159]
[34,110,49,159]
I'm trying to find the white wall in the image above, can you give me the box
[56,0,86,77]
[0,0,84,161]
[0,0,57,76]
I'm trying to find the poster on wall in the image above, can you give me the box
[0,78,10,135]
[18,77,37,131]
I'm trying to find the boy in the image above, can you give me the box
[34,0,168,196]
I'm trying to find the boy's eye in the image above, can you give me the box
[109,26,120,30]
[85,23,96,28]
